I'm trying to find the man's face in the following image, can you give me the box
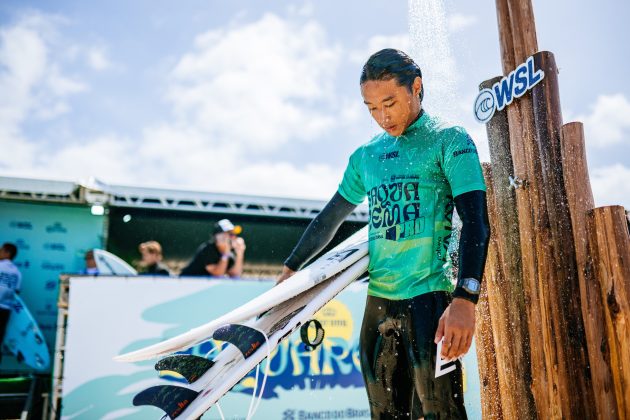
[140,249,160,265]
[0,248,8,260]
[361,76,422,137]
[215,232,235,243]
[85,256,97,269]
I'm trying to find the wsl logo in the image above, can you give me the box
[474,56,545,123]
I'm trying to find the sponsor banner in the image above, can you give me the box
[474,55,545,123]
[0,200,104,372]
[61,277,482,419]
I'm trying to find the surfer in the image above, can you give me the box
[277,49,490,419]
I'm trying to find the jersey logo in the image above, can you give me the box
[452,147,477,158]
[379,151,399,161]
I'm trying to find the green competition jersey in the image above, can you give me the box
[338,111,486,300]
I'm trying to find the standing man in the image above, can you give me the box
[138,241,171,276]
[0,243,22,357]
[180,219,246,278]
[277,49,490,418]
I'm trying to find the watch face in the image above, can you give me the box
[463,278,480,294]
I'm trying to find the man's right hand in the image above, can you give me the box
[276,266,296,285]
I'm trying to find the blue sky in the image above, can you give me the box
[1,0,628,208]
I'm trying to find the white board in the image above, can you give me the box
[2,295,50,370]
[115,226,368,362]
[94,249,137,276]
[135,256,370,419]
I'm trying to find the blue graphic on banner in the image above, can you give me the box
[0,200,104,372]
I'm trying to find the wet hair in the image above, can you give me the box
[360,48,424,102]
[2,242,17,260]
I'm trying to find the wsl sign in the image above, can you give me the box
[474,56,545,123]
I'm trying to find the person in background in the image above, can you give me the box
[0,242,22,359]
[81,249,99,275]
[180,219,246,278]
[138,241,171,276]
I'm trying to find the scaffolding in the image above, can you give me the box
[0,176,368,222]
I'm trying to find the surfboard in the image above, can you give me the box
[114,225,369,363]
[93,249,138,276]
[133,255,370,419]
[1,295,50,370]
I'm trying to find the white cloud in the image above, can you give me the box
[0,12,89,173]
[86,47,112,71]
[167,13,342,152]
[287,1,315,18]
[577,94,630,147]
[0,12,86,132]
[448,14,478,32]
[590,163,630,209]
[0,11,348,200]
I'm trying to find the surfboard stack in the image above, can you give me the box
[115,226,369,419]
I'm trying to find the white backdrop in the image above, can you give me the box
[60,276,481,419]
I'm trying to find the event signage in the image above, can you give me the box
[474,55,545,123]
[59,277,483,419]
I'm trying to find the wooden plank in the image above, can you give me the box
[477,164,505,420]
[506,0,538,63]
[495,0,516,75]
[587,206,630,418]
[494,4,555,417]
[481,81,536,419]
[561,122,619,419]
[475,183,505,420]
[530,50,596,419]
[504,82,555,419]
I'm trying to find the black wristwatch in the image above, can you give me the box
[452,277,481,304]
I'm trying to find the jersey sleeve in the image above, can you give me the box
[441,128,486,197]
[337,148,367,205]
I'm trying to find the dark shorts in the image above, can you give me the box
[359,291,467,419]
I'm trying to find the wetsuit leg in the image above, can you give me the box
[403,291,467,420]
[360,295,414,419]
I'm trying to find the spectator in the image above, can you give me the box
[138,241,171,276]
[81,249,99,275]
[0,242,21,359]
[180,219,246,278]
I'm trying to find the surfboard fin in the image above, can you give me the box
[155,354,215,384]
[212,324,265,359]
[133,385,199,419]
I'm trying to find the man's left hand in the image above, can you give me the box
[434,298,476,361]
[232,237,246,255]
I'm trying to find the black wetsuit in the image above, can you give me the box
[285,190,489,419]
